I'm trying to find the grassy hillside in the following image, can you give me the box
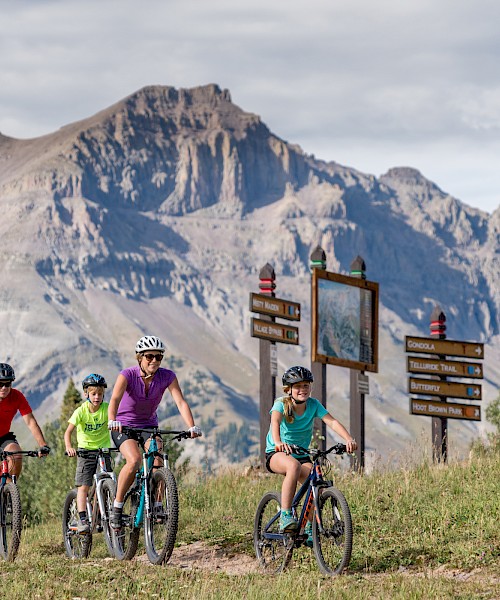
[3,442,500,599]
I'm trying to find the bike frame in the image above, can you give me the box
[123,428,186,530]
[263,445,344,544]
[87,450,117,532]
[132,436,161,528]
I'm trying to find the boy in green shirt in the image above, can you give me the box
[64,374,111,533]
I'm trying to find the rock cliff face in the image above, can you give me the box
[0,84,498,465]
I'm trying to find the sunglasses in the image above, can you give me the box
[143,353,164,362]
[0,381,12,388]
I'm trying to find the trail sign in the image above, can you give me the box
[408,377,482,400]
[251,318,299,345]
[250,293,301,321]
[407,357,483,379]
[405,336,484,359]
[410,398,481,421]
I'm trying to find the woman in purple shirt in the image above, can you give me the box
[108,335,202,529]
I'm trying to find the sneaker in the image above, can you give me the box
[77,519,90,534]
[304,522,313,547]
[279,511,298,533]
[110,508,123,531]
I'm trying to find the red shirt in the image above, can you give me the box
[0,388,33,437]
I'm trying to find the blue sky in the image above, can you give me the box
[1,0,499,213]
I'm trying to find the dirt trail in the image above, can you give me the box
[136,541,259,575]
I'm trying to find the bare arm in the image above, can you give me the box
[322,413,357,453]
[108,374,128,421]
[168,377,199,436]
[64,423,77,456]
[22,412,48,447]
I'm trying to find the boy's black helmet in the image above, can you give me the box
[82,373,107,390]
[0,363,15,382]
[282,366,313,386]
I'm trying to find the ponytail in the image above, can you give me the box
[282,387,295,424]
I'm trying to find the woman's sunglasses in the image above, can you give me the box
[0,381,12,388]
[143,353,164,362]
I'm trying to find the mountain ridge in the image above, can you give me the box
[1,83,498,466]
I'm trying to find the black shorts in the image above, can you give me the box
[111,428,160,450]
[0,432,18,451]
[75,450,113,487]
[265,451,312,474]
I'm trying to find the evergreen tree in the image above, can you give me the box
[19,379,81,523]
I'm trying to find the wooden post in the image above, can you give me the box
[349,256,367,471]
[430,306,447,463]
[310,246,327,451]
[258,264,276,466]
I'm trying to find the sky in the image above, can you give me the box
[1,0,499,214]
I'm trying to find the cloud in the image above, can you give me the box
[0,0,499,212]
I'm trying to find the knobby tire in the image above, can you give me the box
[253,491,293,573]
[312,487,352,575]
[144,467,179,565]
[0,482,22,561]
[100,478,116,557]
[62,489,92,559]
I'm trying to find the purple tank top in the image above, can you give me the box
[116,365,176,427]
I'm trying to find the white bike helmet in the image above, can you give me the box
[135,335,165,354]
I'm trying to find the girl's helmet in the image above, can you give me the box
[0,363,15,382]
[82,373,107,390]
[282,366,313,386]
[135,335,165,354]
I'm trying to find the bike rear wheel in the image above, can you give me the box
[312,487,352,575]
[253,491,293,573]
[100,479,116,557]
[144,467,179,565]
[0,482,22,561]
[112,486,140,561]
[62,489,92,559]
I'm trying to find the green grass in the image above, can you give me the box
[2,445,499,599]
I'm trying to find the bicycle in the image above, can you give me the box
[254,443,353,576]
[0,449,47,561]
[62,448,118,559]
[110,426,190,565]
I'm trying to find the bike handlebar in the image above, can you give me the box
[121,426,191,442]
[65,448,120,458]
[1,449,47,458]
[289,443,347,457]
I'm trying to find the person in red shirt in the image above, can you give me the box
[0,363,50,477]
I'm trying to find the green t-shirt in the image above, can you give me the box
[265,396,329,456]
[68,402,111,449]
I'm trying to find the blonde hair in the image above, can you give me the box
[282,386,295,424]
[85,385,105,396]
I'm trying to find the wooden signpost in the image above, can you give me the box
[406,307,484,463]
[250,265,301,464]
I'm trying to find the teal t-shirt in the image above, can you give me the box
[265,397,329,456]
[68,402,111,449]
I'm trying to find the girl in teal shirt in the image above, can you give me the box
[265,366,357,534]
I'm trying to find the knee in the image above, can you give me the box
[126,456,141,472]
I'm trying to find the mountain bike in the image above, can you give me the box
[110,427,190,565]
[0,449,48,561]
[62,448,118,559]
[254,443,353,576]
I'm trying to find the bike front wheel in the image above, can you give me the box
[0,482,22,561]
[100,479,116,557]
[312,487,353,575]
[62,489,92,559]
[144,467,179,565]
[253,491,293,573]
